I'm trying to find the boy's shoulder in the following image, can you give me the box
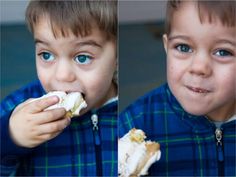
[121,83,169,113]
[2,80,45,102]
[119,84,173,133]
[1,80,45,117]
[118,83,198,136]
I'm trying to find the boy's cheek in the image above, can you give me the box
[84,77,115,108]
[37,73,51,92]
[167,61,180,82]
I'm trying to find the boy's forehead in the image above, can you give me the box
[168,4,235,52]
[33,15,108,40]
[170,1,235,28]
[171,2,198,21]
[33,17,107,45]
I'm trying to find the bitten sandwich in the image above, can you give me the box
[32,91,87,118]
[118,128,161,177]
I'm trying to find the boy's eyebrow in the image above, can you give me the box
[168,36,236,46]
[168,35,190,41]
[214,39,236,47]
[74,40,103,48]
[34,38,103,48]
[35,39,49,45]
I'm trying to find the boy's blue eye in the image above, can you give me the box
[40,52,55,61]
[215,50,233,57]
[176,44,193,53]
[74,55,92,65]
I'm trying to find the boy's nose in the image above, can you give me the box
[55,60,76,83]
[189,53,212,77]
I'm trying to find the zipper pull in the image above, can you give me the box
[91,114,99,130]
[91,113,100,145]
[215,128,224,162]
[215,128,222,146]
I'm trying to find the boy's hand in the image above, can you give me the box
[9,96,71,148]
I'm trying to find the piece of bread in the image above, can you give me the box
[118,128,161,177]
[32,91,87,118]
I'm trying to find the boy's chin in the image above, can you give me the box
[181,104,209,116]
[76,106,89,116]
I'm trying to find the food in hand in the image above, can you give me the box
[118,128,161,177]
[32,91,87,118]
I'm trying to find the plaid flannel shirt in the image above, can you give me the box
[1,80,118,176]
[119,84,236,177]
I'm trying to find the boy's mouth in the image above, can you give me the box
[186,86,211,93]
[65,91,85,99]
[81,93,86,99]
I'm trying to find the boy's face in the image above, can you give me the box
[163,2,235,120]
[34,18,117,113]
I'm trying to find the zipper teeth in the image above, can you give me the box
[91,112,102,176]
[215,128,224,176]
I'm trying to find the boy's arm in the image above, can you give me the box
[8,96,68,148]
[1,81,43,157]
[0,81,68,166]
[1,110,32,156]
[0,99,29,177]
[1,97,67,155]
[1,98,34,158]
[1,81,70,177]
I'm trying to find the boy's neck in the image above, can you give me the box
[94,82,117,109]
[206,101,236,122]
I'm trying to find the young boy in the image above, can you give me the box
[1,0,117,176]
[119,1,235,176]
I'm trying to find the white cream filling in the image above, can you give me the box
[118,129,161,177]
[31,91,87,116]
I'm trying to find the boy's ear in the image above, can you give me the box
[162,34,168,53]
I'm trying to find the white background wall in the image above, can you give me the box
[0,0,166,24]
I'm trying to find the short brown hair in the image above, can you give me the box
[25,0,117,40]
[165,0,236,35]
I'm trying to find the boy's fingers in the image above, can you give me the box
[34,108,67,125]
[37,118,70,135]
[37,131,62,142]
[28,96,59,113]
[12,98,36,114]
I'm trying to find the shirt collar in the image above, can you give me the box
[212,114,236,128]
[91,97,118,115]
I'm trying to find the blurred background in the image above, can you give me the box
[119,1,167,112]
[0,0,167,112]
[1,0,36,100]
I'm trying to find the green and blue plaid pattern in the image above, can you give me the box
[119,84,236,177]
[1,80,118,176]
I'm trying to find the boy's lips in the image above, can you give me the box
[186,86,211,93]
[53,90,86,99]
[65,91,85,99]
